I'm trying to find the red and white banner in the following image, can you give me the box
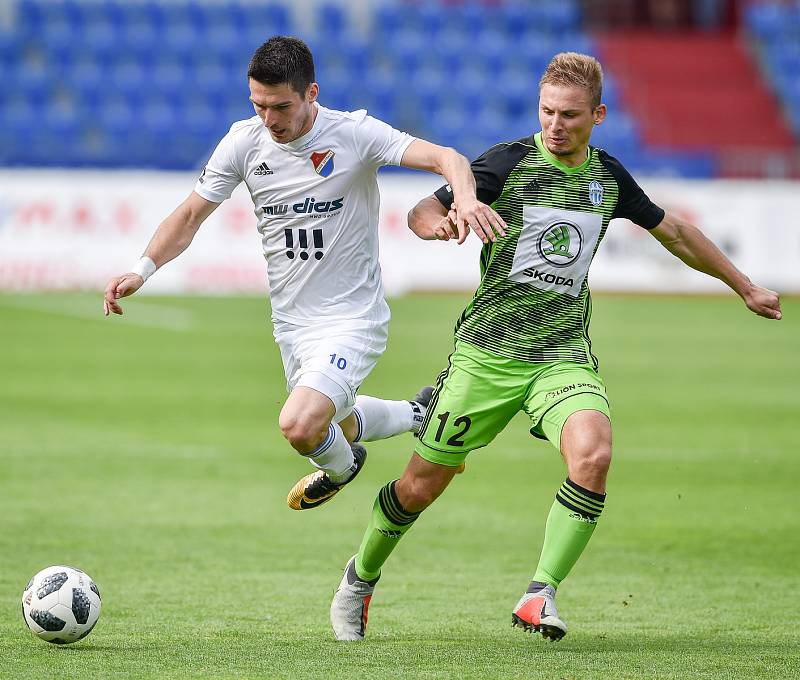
[0,170,797,294]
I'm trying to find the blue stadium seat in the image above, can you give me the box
[44,98,81,137]
[244,3,292,39]
[554,33,596,57]
[414,65,449,109]
[38,17,75,53]
[372,3,404,39]
[65,125,111,167]
[431,27,471,73]
[517,37,557,75]
[590,112,641,155]
[456,63,493,103]
[500,2,535,38]
[766,43,800,77]
[141,95,178,136]
[360,82,399,123]
[472,107,507,146]
[151,58,184,94]
[181,102,220,137]
[0,31,22,72]
[81,16,118,54]
[191,55,236,95]
[412,4,447,39]
[451,3,490,39]
[109,58,149,99]
[160,23,198,60]
[0,128,19,165]
[2,95,37,136]
[16,0,45,28]
[386,29,426,74]
[66,56,104,106]
[150,1,201,31]
[744,2,788,40]
[791,112,800,136]
[195,2,249,32]
[108,1,160,31]
[97,95,136,137]
[202,24,242,62]
[317,3,349,36]
[316,67,357,112]
[220,97,255,127]
[117,18,163,59]
[19,0,80,29]
[15,46,49,92]
[602,73,621,109]
[27,130,70,167]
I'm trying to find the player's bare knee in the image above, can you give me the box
[279,413,328,454]
[570,443,612,482]
[585,444,612,476]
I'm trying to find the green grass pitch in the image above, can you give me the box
[0,292,798,679]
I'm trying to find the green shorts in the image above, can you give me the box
[415,340,611,467]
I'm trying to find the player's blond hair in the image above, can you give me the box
[539,52,603,108]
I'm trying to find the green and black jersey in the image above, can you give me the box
[435,132,664,368]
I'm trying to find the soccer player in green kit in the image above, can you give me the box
[329,52,783,641]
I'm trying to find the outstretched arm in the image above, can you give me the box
[400,140,506,244]
[103,192,220,316]
[408,195,460,241]
[650,211,782,320]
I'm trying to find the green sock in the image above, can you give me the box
[532,478,606,588]
[355,480,420,581]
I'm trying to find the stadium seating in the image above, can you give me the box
[744,1,800,138]
[1,0,795,176]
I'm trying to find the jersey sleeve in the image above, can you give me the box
[434,139,532,209]
[600,151,665,229]
[352,112,416,167]
[194,125,244,203]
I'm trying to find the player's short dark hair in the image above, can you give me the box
[247,36,316,95]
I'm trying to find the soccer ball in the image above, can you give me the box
[21,565,101,644]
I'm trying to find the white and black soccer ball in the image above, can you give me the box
[21,565,101,644]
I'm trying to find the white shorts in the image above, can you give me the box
[273,316,389,422]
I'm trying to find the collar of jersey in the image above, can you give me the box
[534,131,592,175]
[277,102,323,152]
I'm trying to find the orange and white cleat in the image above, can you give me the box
[511,584,567,641]
[330,556,378,641]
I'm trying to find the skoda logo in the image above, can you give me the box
[537,221,583,267]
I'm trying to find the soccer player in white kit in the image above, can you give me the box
[102,36,507,510]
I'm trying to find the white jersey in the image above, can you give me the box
[194,104,415,325]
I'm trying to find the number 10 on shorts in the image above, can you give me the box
[329,354,347,370]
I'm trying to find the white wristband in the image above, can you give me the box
[132,256,157,282]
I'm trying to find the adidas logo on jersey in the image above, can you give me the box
[254,162,273,176]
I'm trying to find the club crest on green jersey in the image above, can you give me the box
[538,221,583,267]
[589,180,604,206]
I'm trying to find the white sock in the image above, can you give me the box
[353,395,417,442]
[308,423,355,482]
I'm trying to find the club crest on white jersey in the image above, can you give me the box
[310,150,335,177]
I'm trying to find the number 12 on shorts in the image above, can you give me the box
[434,411,472,447]
[329,353,347,370]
